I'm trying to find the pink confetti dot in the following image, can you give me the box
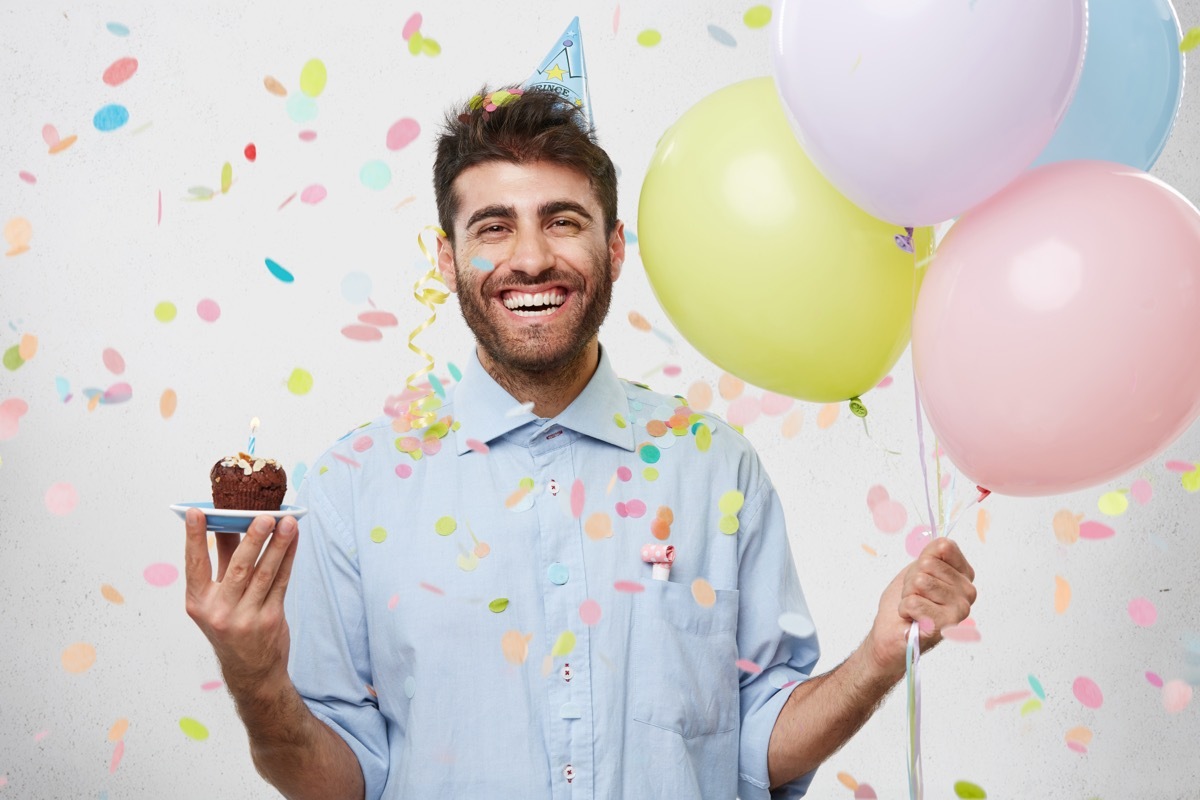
[1165,460,1194,473]
[1146,671,1163,688]
[402,12,422,40]
[1163,679,1193,713]
[571,479,585,519]
[613,580,644,593]
[876,375,894,389]
[1079,520,1115,540]
[143,562,179,587]
[1067,741,1087,754]
[735,658,762,675]
[579,599,602,626]
[342,324,384,342]
[196,298,221,322]
[109,739,125,774]
[102,347,126,375]
[1127,597,1157,627]
[905,525,933,558]
[395,463,413,479]
[103,383,132,404]
[465,438,490,454]
[872,500,907,534]
[102,57,138,86]
[359,310,399,327]
[386,118,421,151]
[421,437,441,456]
[616,466,632,482]
[726,395,762,427]
[300,184,327,204]
[615,501,628,518]
[1130,478,1152,505]
[388,594,400,610]
[854,785,879,800]
[200,680,223,691]
[866,484,890,510]
[0,398,29,440]
[298,130,318,142]
[1073,676,1104,709]
[399,436,421,452]
[662,364,682,377]
[760,391,794,416]
[18,171,36,184]
[352,435,374,453]
[45,482,78,515]
[625,499,647,518]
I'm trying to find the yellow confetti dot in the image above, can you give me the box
[743,5,772,28]
[434,516,456,536]
[100,584,124,604]
[551,630,576,657]
[107,718,129,742]
[286,367,313,395]
[154,301,177,322]
[718,490,745,515]
[1182,466,1200,493]
[695,424,712,452]
[719,515,740,535]
[370,526,387,543]
[519,477,535,491]
[299,58,327,97]
[61,642,97,674]
[179,717,209,741]
[1181,26,1200,53]
[1052,510,1082,545]
[488,598,509,613]
[637,29,662,47]
[1097,490,1128,516]
[1054,575,1071,615]
[643,467,659,481]
[421,37,441,56]
[220,162,232,194]
[691,578,716,608]
[159,388,177,420]
[408,30,425,55]
[1020,698,1042,715]
[613,413,627,428]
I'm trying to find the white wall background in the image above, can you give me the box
[2,1,1198,798]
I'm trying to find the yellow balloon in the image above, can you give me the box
[299,58,327,98]
[638,78,931,402]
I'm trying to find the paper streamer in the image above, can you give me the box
[404,226,450,429]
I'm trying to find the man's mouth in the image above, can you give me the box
[500,289,569,317]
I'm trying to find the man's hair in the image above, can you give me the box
[433,85,618,245]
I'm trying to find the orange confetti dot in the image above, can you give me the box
[837,772,860,790]
[107,718,129,742]
[1065,725,1092,746]
[504,486,530,509]
[159,389,177,419]
[628,310,652,332]
[691,578,716,608]
[781,408,803,438]
[651,518,671,540]
[656,506,674,524]
[263,76,287,96]
[1053,510,1082,544]
[976,508,990,543]
[687,381,713,412]
[18,334,38,361]
[100,584,124,604]
[817,403,840,429]
[1054,575,1071,614]
[61,642,97,674]
[584,512,613,541]
[718,373,744,400]
[646,419,668,437]
[501,630,533,665]
[861,544,877,556]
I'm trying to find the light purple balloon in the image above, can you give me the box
[771,0,1086,226]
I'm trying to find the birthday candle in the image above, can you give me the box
[248,417,260,456]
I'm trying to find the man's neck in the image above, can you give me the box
[477,340,600,419]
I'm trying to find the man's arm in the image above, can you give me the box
[184,509,365,800]
[768,538,976,788]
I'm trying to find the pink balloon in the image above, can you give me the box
[772,0,1086,225]
[913,161,1200,496]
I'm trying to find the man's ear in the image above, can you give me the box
[608,220,626,283]
[436,234,458,292]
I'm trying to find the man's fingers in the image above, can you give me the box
[908,557,977,607]
[922,537,975,582]
[183,508,213,598]
[214,533,240,582]
[216,516,275,605]
[244,516,298,608]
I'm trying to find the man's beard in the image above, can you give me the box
[455,249,613,376]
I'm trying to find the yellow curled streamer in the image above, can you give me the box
[404,225,450,429]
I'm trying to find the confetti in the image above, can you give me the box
[1163,679,1193,713]
[726,396,762,427]
[691,578,716,608]
[100,584,124,604]
[1072,676,1103,709]
[571,479,585,518]
[286,368,313,395]
[707,24,737,47]
[370,527,387,543]
[1029,674,1045,699]
[300,184,327,204]
[1128,597,1157,627]
[434,516,457,536]
[489,598,509,613]
[953,781,987,799]
[265,257,295,283]
[402,13,422,40]
[502,630,533,664]
[4,217,32,255]
[837,773,859,790]
[718,373,744,400]
[93,104,129,132]
[178,718,209,741]
[984,690,1031,710]
[817,403,840,429]
[579,599,602,626]
[1146,671,1163,687]
[1180,27,1200,52]
[61,642,96,674]
[0,398,28,440]
[781,408,803,438]
[743,5,772,28]
[143,563,179,587]
[551,630,576,657]
[1054,575,1071,614]
[637,29,662,47]
[1130,478,1153,505]
[102,347,125,375]
[360,160,392,190]
[299,58,327,97]
[584,512,613,541]
[1078,520,1114,540]
[1053,510,1082,544]
[108,718,129,742]
[854,785,878,800]
[102,57,138,87]
[387,118,421,150]
[614,580,644,593]
[1097,490,1128,516]
[44,482,78,515]
[106,22,130,36]
[1064,725,1092,752]
[154,301,177,322]
[735,658,762,675]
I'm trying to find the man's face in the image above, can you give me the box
[438,160,625,375]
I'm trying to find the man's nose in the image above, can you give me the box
[507,226,555,276]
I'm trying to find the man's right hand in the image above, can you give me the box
[184,509,299,698]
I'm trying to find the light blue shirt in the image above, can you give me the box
[286,345,820,799]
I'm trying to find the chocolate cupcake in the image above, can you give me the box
[210,452,287,510]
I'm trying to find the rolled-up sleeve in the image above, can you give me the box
[735,481,821,800]
[285,470,389,800]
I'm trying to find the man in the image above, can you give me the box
[184,86,977,799]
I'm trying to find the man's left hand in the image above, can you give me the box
[864,538,977,682]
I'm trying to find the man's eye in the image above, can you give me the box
[551,219,579,228]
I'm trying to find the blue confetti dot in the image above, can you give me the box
[106,22,130,37]
[447,362,462,382]
[285,94,318,124]
[93,104,129,132]
[470,256,494,272]
[265,258,295,283]
[707,24,737,47]
[359,160,391,190]
[428,372,446,399]
[625,231,638,246]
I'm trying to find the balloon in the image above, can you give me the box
[912,161,1200,497]
[771,0,1086,226]
[1033,0,1184,171]
[638,78,931,403]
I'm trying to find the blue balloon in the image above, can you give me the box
[1034,0,1184,171]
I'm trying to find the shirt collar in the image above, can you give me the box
[452,345,636,455]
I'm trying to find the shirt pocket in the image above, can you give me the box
[629,580,740,739]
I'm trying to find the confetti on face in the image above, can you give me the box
[61,642,96,674]
[1163,679,1193,713]
[1078,520,1114,540]
[953,781,986,799]
[1054,575,1071,614]
[102,57,138,87]
[143,563,179,587]
[579,599,602,626]
[1097,490,1128,516]
[1072,676,1103,709]
[691,578,716,608]
[0,398,28,440]
[287,368,313,395]
[179,718,209,741]
[93,104,129,132]
[1128,597,1157,627]
[45,482,78,515]
[300,184,327,204]
[360,160,392,190]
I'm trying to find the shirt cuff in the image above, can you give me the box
[303,700,389,800]
[738,676,818,800]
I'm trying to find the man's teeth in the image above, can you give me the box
[502,291,566,314]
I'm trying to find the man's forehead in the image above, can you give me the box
[455,161,600,215]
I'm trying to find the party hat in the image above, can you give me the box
[525,17,593,129]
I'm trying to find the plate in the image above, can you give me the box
[169,501,309,534]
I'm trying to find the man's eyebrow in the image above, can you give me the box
[465,204,517,230]
[539,200,593,221]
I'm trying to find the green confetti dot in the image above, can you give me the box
[718,489,745,515]
[743,5,772,29]
[643,467,659,482]
[719,515,740,535]
[154,301,177,322]
[613,413,627,429]
[637,29,662,47]
[2,345,24,371]
[434,516,457,536]
[954,781,987,799]
[287,367,314,396]
[1098,490,1128,516]
[179,717,209,741]
[695,424,712,452]
[488,598,509,613]
[370,526,387,543]
[551,630,576,657]
[639,444,661,464]
[519,477,535,491]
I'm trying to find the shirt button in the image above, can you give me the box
[547,562,569,585]
[563,764,575,783]
[548,479,560,496]
[561,662,573,682]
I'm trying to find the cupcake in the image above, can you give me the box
[210,452,287,510]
